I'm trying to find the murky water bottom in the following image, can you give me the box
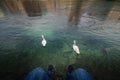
[0,14,120,80]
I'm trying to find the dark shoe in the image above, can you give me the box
[48,64,56,74]
[67,64,74,73]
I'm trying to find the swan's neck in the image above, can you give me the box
[74,42,76,45]
[42,35,45,39]
[74,40,76,44]
[42,37,44,39]
[74,43,76,46]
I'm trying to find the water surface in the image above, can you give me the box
[0,14,120,80]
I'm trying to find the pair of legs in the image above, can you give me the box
[25,65,93,80]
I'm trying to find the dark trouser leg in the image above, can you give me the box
[67,68,93,80]
[25,67,54,80]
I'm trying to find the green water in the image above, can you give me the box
[0,14,120,80]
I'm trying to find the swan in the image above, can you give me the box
[73,40,80,55]
[41,35,47,46]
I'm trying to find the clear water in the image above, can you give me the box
[0,14,120,80]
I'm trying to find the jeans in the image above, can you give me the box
[25,67,54,80]
[25,67,93,80]
[67,68,93,80]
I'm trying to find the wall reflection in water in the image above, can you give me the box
[0,0,120,24]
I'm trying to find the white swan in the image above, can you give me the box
[41,35,47,46]
[73,40,80,55]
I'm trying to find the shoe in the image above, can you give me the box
[67,64,74,73]
[48,64,55,74]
